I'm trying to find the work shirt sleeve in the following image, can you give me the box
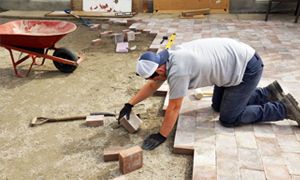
[168,75,190,99]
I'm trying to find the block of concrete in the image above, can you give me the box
[154,82,169,96]
[119,112,142,133]
[116,42,129,53]
[103,146,124,162]
[113,176,127,180]
[91,38,102,46]
[114,33,124,44]
[100,30,113,37]
[126,31,135,41]
[89,24,100,30]
[122,29,131,33]
[101,23,110,30]
[162,91,169,111]
[86,115,104,127]
[119,146,143,174]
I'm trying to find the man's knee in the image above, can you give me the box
[219,115,239,127]
[211,104,220,112]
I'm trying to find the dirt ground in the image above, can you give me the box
[0,18,192,179]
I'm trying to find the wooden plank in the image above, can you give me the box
[153,0,228,13]
[181,8,210,16]
[154,9,228,14]
[179,14,205,19]
[132,0,144,13]
[71,0,83,11]
[0,10,50,18]
[154,0,210,11]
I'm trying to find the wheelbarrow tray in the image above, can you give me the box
[0,20,77,48]
[0,20,81,77]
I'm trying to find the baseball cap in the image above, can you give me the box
[136,50,169,79]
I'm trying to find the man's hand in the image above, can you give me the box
[142,133,166,150]
[117,103,133,123]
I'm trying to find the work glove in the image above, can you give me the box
[142,133,166,150]
[117,103,133,123]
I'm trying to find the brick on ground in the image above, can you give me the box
[91,38,102,46]
[116,42,129,53]
[85,115,104,127]
[238,148,264,170]
[114,33,124,44]
[119,112,142,133]
[119,146,143,174]
[103,146,124,162]
[264,165,291,179]
[153,82,168,96]
[173,115,196,155]
[240,169,265,180]
[126,31,135,41]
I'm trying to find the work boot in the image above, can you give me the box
[266,80,285,101]
[281,93,300,126]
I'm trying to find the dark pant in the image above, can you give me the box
[212,53,286,127]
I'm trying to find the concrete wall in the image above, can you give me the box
[0,0,70,11]
[230,0,298,13]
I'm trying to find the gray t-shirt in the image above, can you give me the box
[166,38,255,99]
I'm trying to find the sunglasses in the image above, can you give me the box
[136,71,159,80]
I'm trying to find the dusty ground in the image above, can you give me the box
[0,18,192,179]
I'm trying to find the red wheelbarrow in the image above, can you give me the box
[0,20,83,77]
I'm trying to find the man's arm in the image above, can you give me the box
[128,80,164,105]
[160,97,184,137]
[118,80,164,121]
[142,97,184,150]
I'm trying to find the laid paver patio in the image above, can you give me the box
[123,13,300,179]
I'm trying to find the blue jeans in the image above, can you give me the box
[211,53,286,127]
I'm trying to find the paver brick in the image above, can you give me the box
[253,123,275,138]
[216,134,238,159]
[238,148,263,170]
[282,153,300,175]
[85,115,104,127]
[240,169,265,180]
[262,155,285,166]
[193,144,215,166]
[272,121,294,135]
[193,165,216,180]
[235,131,257,149]
[217,158,239,179]
[119,146,143,174]
[256,137,281,156]
[103,146,124,162]
[264,165,291,180]
[292,175,300,180]
[119,112,142,133]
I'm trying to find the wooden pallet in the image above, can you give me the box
[153,0,229,13]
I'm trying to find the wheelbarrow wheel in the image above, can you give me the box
[53,48,78,73]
